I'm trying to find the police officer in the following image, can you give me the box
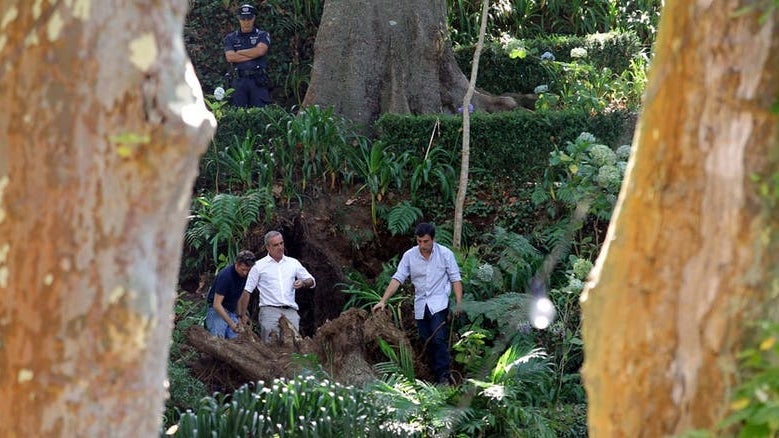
[223,4,271,108]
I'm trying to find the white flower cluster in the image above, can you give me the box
[594,165,621,191]
[571,258,593,280]
[540,51,555,61]
[588,144,617,167]
[213,87,225,101]
[616,144,632,161]
[476,263,495,282]
[576,132,597,144]
[534,84,549,94]
[570,47,588,59]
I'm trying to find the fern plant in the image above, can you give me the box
[484,226,543,293]
[387,201,423,236]
[185,188,274,271]
[461,343,558,438]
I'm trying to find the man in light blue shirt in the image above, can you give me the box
[373,223,463,384]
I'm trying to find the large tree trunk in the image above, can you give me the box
[582,1,779,436]
[0,2,214,436]
[302,0,516,128]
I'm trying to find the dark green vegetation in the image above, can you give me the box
[166,1,662,436]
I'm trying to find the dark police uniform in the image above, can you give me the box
[223,27,272,108]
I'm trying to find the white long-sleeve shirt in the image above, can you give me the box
[244,255,315,310]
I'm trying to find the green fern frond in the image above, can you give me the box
[387,201,423,236]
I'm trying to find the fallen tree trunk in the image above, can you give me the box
[186,308,412,386]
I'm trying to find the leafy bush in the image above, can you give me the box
[185,189,274,272]
[172,376,384,437]
[720,321,779,437]
[375,109,632,190]
[532,132,630,222]
[454,31,644,95]
[164,297,209,429]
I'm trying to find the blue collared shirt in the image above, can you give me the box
[392,242,462,319]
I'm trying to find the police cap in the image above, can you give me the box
[238,4,256,19]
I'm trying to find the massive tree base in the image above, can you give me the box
[303,0,518,129]
[186,308,413,386]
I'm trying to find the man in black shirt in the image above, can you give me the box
[205,250,256,338]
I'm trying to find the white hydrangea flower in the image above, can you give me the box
[566,278,584,292]
[595,165,621,190]
[213,86,225,101]
[576,132,597,144]
[540,51,555,61]
[588,144,617,167]
[534,84,549,94]
[616,144,632,161]
[570,47,588,59]
[476,263,495,282]
[572,258,593,280]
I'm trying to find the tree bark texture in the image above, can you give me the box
[302,0,516,129]
[582,1,779,436]
[0,1,214,436]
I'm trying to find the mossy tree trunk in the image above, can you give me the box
[0,1,214,436]
[302,0,516,129]
[582,1,779,436]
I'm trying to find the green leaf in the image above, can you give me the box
[509,48,527,59]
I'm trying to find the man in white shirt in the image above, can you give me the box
[372,223,463,384]
[240,230,316,342]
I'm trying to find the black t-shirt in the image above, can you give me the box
[206,264,248,313]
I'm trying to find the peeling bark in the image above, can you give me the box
[581,1,779,436]
[0,2,213,436]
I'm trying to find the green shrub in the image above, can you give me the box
[375,109,632,188]
[454,31,643,95]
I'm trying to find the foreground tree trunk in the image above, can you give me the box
[302,0,516,129]
[582,1,779,436]
[0,2,214,436]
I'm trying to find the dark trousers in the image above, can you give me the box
[417,305,451,382]
[231,76,270,108]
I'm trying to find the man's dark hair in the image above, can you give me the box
[235,250,256,266]
[414,222,435,239]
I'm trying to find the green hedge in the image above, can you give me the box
[454,31,643,94]
[374,109,633,185]
[204,106,633,191]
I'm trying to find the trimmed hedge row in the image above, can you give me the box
[374,109,633,185]
[454,32,643,94]
[209,108,632,184]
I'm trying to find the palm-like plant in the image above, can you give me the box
[408,143,458,205]
[340,259,407,328]
[350,138,407,232]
